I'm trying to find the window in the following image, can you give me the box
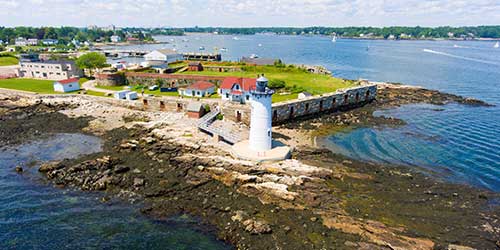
[56,73,61,75]
[235,85,240,90]
[226,93,229,98]
[69,84,72,87]
[246,95,249,100]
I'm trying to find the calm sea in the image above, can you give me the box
[110,34,500,191]
[0,134,231,249]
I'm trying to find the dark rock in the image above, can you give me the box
[114,165,130,174]
[15,166,23,173]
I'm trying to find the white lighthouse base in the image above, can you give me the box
[231,140,291,163]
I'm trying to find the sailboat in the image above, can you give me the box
[331,35,337,42]
[494,42,499,48]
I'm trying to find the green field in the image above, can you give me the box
[0,78,57,93]
[179,64,355,96]
[0,55,19,66]
[0,78,106,98]
[96,85,180,97]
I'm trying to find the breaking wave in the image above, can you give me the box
[422,49,500,66]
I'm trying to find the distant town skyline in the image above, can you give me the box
[1,0,499,28]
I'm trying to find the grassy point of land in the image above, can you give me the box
[178,64,356,102]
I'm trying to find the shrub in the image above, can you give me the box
[216,113,224,120]
[268,79,286,90]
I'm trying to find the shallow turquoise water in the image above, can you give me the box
[0,133,231,249]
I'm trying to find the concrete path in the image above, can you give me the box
[81,80,115,94]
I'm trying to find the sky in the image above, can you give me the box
[1,0,499,28]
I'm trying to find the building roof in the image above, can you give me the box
[56,77,79,85]
[220,77,256,92]
[186,81,215,91]
[241,57,277,66]
[188,61,202,66]
[186,102,203,112]
[299,91,312,97]
[157,49,181,55]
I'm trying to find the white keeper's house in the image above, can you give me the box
[53,78,80,93]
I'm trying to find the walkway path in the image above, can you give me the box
[197,108,241,144]
[81,80,115,95]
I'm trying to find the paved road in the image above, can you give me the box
[81,80,115,94]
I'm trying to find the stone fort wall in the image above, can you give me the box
[221,84,377,125]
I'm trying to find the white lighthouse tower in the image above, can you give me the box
[249,75,274,152]
[232,74,290,162]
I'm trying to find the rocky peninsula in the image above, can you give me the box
[1,84,499,250]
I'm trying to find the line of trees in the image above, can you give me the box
[184,26,500,39]
[2,26,499,43]
[0,27,154,45]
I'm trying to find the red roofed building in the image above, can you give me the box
[53,77,80,93]
[219,77,257,104]
[181,81,216,97]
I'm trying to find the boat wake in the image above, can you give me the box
[423,49,500,66]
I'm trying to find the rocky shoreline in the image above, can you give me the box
[1,85,499,250]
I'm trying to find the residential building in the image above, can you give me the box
[219,77,257,104]
[181,81,215,97]
[15,37,27,46]
[144,49,184,66]
[53,78,80,92]
[17,54,83,80]
[42,39,58,45]
[27,38,39,46]
[110,35,121,43]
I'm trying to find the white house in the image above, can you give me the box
[219,77,256,104]
[27,39,38,46]
[53,78,80,93]
[125,91,138,100]
[182,81,215,97]
[110,35,121,43]
[144,49,184,66]
[15,37,27,46]
[42,39,58,45]
[114,90,131,99]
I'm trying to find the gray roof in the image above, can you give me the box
[186,102,203,112]
[241,57,277,66]
[157,49,180,55]
[257,75,268,82]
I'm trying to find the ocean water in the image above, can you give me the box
[0,133,231,250]
[109,34,499,191]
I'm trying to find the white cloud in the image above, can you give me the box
[0,0,499,27]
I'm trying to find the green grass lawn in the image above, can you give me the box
[0,56,19,66]
[96,85,180,97]
[179,65,355,95]
[272,93,298,103]
[0,78,57,93]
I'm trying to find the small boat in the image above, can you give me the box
[233,36,240,40]
[199,46,205,51]
[182,38,189,42]
[250,54,259,59]
[258,43,262,47]
[453,44,460,48]
[220,47,228,52]
[331,36,337,42]
[494,42,499,48]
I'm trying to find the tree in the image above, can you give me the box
[75,52,107,76]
